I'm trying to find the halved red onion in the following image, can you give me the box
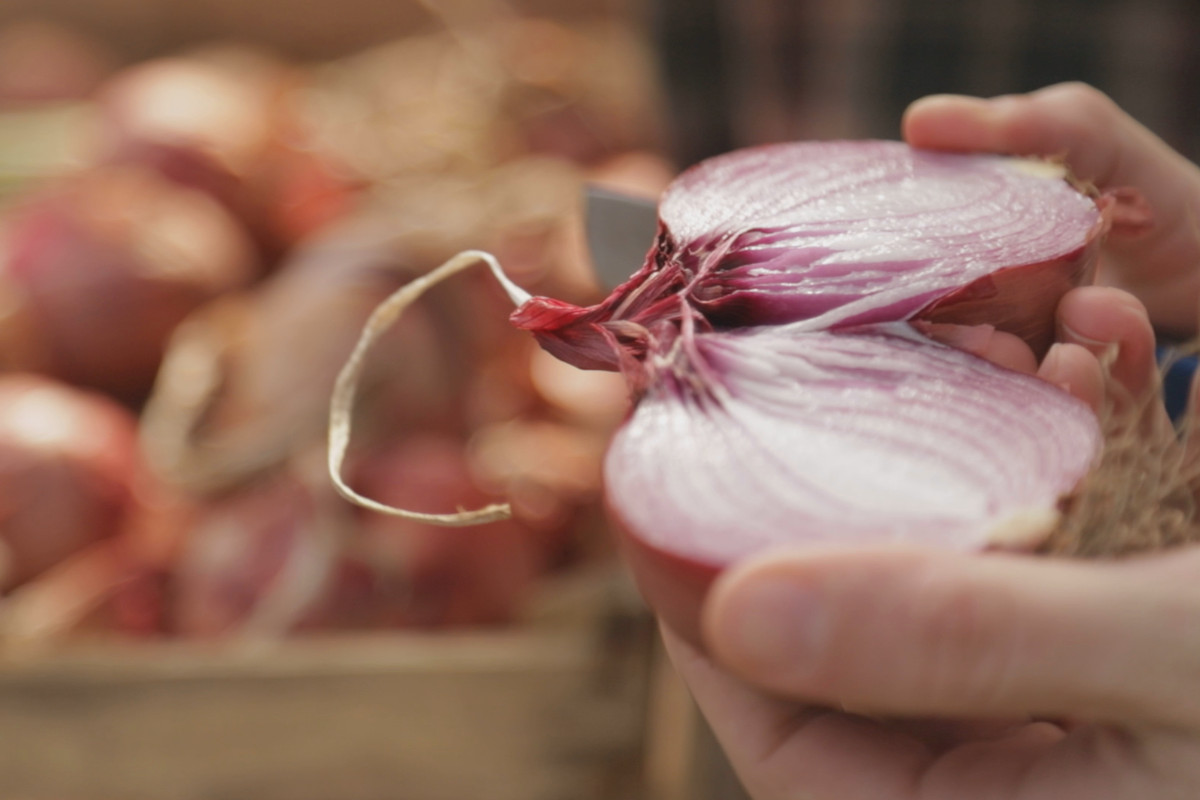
[509,141,1108,644]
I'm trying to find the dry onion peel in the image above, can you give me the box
[327,249,526,524]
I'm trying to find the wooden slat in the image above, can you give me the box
[0,565,658,800]
[0,629,652,800]
[0,0,637,61]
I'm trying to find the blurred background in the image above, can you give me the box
[0,0,1196,798]
[655,0,1200,166]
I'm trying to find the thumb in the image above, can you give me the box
[703,545,1200,727]
[901,83,1185,191]
[902,83,1200,336]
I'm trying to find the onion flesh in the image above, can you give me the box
[606,323,1099,563]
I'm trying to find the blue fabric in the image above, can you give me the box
[1158,347,1197,423]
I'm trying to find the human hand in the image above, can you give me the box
[903,82,1200,339]
[663,254,1200,799]
[666,538,1200,800]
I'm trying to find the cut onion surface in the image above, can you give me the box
[330,141,1110,646]
[604,322,1100,643]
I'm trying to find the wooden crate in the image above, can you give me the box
[0,4,701,798]
[0,568,659,800]
[0,0,639,61]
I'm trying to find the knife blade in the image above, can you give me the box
[584,184,659,291]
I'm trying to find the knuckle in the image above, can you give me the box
[1042,82,1119,126]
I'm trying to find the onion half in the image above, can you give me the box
[605,323,1100,643]
[512,141,1105,366]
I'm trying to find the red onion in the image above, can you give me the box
[605,324,1100,642]
[350,435,556,629]
[0,163,258,402]
[93,51,359,262]
[330,142,1108,646]
[0,21,115,105]
[513,141,1106,366]
[172,470,344,638]
[0,374,140,591]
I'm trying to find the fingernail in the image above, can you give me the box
[711,575,825,673]
[1057,320,1111,348]
[1111,290,1150,317]
[1040,343,1069,387]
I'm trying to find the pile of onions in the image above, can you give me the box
[332,141,1117,645]
[93,50,359,261]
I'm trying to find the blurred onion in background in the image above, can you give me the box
[0,2,673,647]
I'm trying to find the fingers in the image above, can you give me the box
[903,83,1200,336]
[661,626,936,800]
[1050,286,1171,434]
[1055,286,1159,400]
[702,546,1200,728]
[902,83,1185,190]
[916,323,1038,375]
[916,287,1156,418]
[668,622,1156,800]
[1037,343,1105,415]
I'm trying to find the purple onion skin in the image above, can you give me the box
[509,142,1108,646]
[920,245,1100,356]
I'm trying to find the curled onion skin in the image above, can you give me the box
[510,142,1108,646]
